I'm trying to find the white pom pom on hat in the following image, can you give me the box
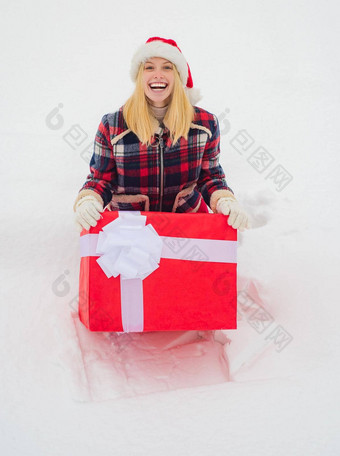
[130,36,202,106]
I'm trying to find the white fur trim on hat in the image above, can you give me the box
[130,41,188,86]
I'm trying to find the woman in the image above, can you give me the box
[73,36,250,232]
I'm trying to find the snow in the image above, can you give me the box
[1,0,340,454]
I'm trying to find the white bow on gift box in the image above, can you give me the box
[95,212,163,280]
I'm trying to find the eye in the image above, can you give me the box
[144,65,172,70]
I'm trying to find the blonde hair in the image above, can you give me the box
[123,63,195,146]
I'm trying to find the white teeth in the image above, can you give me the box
[150,83,167,88]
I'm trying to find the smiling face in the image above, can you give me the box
[142,57,175,107]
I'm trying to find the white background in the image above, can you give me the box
[1,0,340,454]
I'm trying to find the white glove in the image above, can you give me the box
[216,197,251,231]
[74,195,104,232]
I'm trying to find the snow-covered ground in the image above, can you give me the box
[1,1,340,454]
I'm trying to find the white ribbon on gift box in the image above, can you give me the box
[79,211,237,332]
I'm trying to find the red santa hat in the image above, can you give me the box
[130,36,202,105]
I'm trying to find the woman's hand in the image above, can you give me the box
[216,197,251,231]
[74,195,104,232]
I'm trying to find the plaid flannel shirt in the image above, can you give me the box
[74,105,234,213]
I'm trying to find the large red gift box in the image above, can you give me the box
[78,210,237,332]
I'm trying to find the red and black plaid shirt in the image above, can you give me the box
[78,105,233,212]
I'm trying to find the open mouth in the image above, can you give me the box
[149,83,168,92]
